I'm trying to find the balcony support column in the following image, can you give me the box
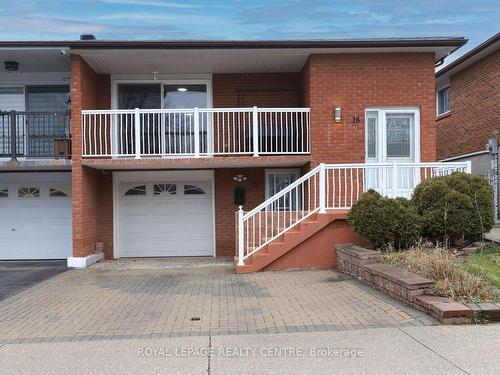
[194,107,200,157]
[134,108,141,159]
[10,110,17,161]
[252,106,259,157]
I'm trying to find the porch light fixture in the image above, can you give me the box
[177,87,188,92]
[334,106,341,123]
[233,174,247,183]
[152,71,158,80]
[4,61,19,71]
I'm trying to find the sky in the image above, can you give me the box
[0,0,498,63]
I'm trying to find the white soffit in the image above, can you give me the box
[0,49,70,73]
[75,46,453,74]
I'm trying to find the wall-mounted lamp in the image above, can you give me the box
[334,106,341,123]
[152,71,158,80]
[233,174,247,183]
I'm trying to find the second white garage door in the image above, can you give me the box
[0,172,72,260]
[117,179,214,257]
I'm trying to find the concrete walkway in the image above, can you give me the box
[485,225,500,243]
[0,325,498,374]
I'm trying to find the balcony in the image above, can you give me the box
[0,111,71,167]
[81,107,310,159]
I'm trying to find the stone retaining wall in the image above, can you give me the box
[336,244,474,324]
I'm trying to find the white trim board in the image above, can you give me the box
[439,149,490,161]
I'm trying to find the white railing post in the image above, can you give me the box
[237,206,245,266]
[252,106,259,157]
[134,108,141,159]
[465,160,472,174]
[319,163,326,213]
[392,163,399,198]
[193,107,200,157]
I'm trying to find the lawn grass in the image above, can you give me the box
[463,245,500,288]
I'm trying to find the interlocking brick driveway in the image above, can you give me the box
[0,258,436,344]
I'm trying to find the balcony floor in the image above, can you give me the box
[81,155,311,170]
[0,159,72,171]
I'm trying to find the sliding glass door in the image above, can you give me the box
[115,83,208,156]
[163,84,208,155]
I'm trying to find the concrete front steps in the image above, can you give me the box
[235,210,348,273]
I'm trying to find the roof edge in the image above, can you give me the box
[0,37,467,50]
[436,32,500,77]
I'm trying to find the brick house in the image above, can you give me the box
[0,36,470,271]
[436,32,500,221]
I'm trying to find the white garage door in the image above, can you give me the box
[0,173,72,260]
[117,180,214,257]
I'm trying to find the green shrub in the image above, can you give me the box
[347,189,422,250]
[411,172,494,244]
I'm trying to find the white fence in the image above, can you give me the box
[81,107,310,158]
[237,162,471,265]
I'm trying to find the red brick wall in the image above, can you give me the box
[302,53,437,167]
[437,49,500,159]
[213,73,302,107]
[214,168,266,256]
[69,54,437,259]
[70,55,113,258]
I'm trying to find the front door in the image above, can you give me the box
[365,108,420,196]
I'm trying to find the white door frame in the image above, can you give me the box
[112,170,216,258]
[365,107,421,164]
[364,107,420,196]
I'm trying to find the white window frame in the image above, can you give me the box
[111,76,213,110]
[365,107,420,163]
[436,85,450,116]
[265,169,300,199]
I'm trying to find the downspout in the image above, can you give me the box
[435,57,446,68]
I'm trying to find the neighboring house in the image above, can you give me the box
[436,32,500,221]
[0,36,469,271]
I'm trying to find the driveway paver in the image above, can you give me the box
[0,257,436,344]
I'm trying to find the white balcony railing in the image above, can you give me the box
[237,161,471,265]
[81,107,310,158]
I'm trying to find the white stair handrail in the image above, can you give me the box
[242,164,321,220]
[237,161,471,266]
